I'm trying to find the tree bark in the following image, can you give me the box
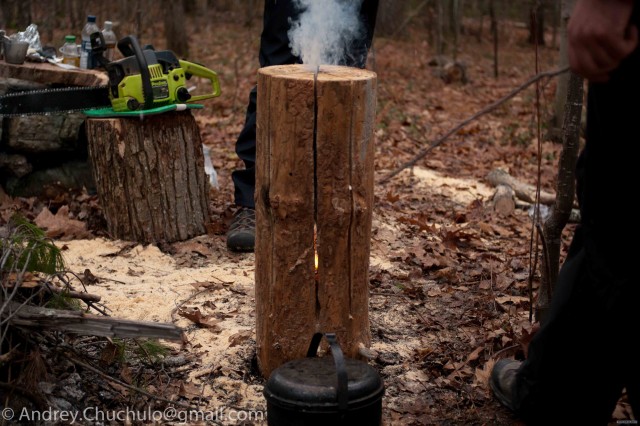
[528,0,546,45]
[3,301,183,340]
[163,0,189,58]
[550,0,575,142]
[537,71,583,322]
[255,65,376,378]
[86,111,210,244]
[486,168,557,206]
[489,0,499,78]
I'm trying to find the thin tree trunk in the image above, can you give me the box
[550,0,575,142]
[528,0,546,46]
[537,71,583,322]
[436,0,445,56]
[489,0,498,78]
[163,0,189,57]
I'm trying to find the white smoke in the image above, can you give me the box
[288,0,365,69]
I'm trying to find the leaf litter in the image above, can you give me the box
[2,15,632,426]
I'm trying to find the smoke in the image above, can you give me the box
[288,0,365,69]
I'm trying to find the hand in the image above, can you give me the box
[568,0,638,82]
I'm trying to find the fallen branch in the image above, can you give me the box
[378,66,570,184]
[3,301,183,341]
[486,168,556,205]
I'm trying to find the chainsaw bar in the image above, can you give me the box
[0,86,111,117]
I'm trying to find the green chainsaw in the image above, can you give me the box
[0,33,221,117]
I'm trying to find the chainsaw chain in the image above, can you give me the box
[0,85,110,117]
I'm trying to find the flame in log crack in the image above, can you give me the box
[313,66,320,320]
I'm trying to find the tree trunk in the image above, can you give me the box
[163,0,189,58]
[489,0,499,78]
[450,0,462,61]
[537,71,583,322]
[376,0,408,37]
[255,65,376,378]
[86,112,210,244]
[528,0,546,46]
[550,0,575,142]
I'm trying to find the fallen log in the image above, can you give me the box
[2,301,183,341]
[486,168,556,205]
[492,184,516,216]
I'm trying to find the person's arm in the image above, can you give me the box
[568,0,638,82]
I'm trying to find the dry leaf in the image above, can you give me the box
[474,358,496,389]
[179,381,202,399]
[495,295,528,305]
[228,330,252,347]
[178,307,221,331]
[34,206,92,241]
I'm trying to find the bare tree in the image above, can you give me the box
[489,0,499,78]
[375,0,408,38]
[528,0,546,45]
[549,0,576,142]
[163,0,189,57]
[537,71,583,321]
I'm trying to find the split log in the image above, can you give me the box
[255,64,376,378]
[492,184,516,216]
[86,111,210,243]
[2,301,183,340]
[486,168,557,205]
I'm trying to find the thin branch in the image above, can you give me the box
[65,355,205,413]
[378,66,570,184]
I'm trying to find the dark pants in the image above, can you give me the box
[232,0,379,208]
[513,10,640,425]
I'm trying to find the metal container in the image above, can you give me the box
[264,333,384,426]
[4,39,29,65]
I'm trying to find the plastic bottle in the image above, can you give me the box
[80,15,100,69]
[101,21,117,62]
[60,35,80,67]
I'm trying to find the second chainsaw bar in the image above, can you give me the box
[0,86,111,117]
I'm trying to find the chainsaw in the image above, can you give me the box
[0,33,221,117]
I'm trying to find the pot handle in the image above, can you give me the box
[306,332,348,413]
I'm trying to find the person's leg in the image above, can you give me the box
[231,0,301,211]
[511,230,628,424]
[228,0,301,252]
[493,11,640,420]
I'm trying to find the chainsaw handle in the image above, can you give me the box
[178,60,221,102]
[117,35,153,110]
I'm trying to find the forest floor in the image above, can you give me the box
[1,12,635,426]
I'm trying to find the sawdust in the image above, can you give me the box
[53,165,499,423]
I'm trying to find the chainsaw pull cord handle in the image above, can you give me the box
[117,35,153,110]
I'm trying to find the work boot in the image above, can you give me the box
[226,207,255,252]
[490,359,522,412]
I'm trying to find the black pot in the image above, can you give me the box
[263,332,385,426]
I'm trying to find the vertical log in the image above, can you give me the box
[255,65,376,378]
[86,111,210,244]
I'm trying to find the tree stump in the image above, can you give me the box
[255,64,377,378]
[86,111,210,243]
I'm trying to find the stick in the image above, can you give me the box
[378,66,570,184]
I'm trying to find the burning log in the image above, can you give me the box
[255,64,376,377]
